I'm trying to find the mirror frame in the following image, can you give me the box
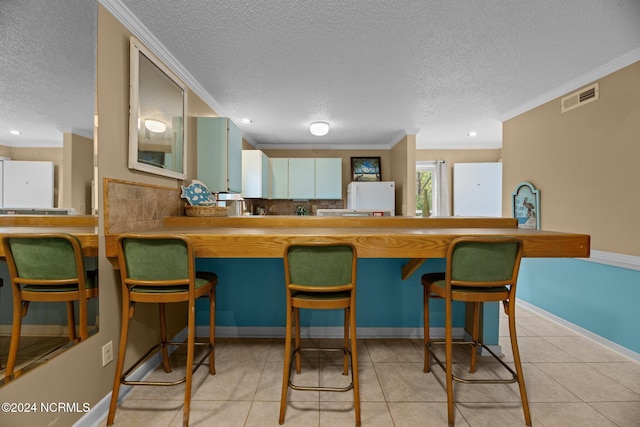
[128,36,187,180]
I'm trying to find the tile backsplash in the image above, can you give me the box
[246,199,344,216]
[105,178,182,233]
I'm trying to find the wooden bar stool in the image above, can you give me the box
[2,233,98,378]
[279,242,360,426]
[107,234,217,427]
[422,236,531,426]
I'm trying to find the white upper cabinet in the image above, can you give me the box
[242,150,269,198]
[270,157,289,199]
[268,157,342,200]
[315,158,342,199]
[197,117,242,193]
[288,158,315,199]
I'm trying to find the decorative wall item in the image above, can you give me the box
[512,181,540,229]
[129,37,187,180]
[351,156,381,181]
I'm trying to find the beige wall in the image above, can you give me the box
[390,134,416,216]
[502,61,640,256]
[62,132,94,214]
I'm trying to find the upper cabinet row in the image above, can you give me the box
[244,154,342,200]
[197,117,242,193]
[196,117,342,199]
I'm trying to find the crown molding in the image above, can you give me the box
[498,47,640,122]
[98,0,226,118]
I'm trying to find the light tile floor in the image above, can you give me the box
[103,307,640,426]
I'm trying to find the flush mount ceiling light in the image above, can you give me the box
[467,131,478,137]
[9,130,21,135]
[241,118,253,124]
[309,121,329,136]
[144,119,167,133]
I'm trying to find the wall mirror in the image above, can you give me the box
[0,0,97,385]
[129,37,187,180]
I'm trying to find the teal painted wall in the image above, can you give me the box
[517,258,640,354]
[195,257,476,331]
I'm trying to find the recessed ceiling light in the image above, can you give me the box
[144,119,167,133]
[467,131,478,137]
[241,118,253,124]
[310,121,329,136]
[9,130,21,135]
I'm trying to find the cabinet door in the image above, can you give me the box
[197,117,243,193]
[242,150,269,198]
[288,158,315,199]
[226,120,242,193]
[270,158,289,199]
[197,117,227,192]
[315,158,342,199]
[259,152,270,198]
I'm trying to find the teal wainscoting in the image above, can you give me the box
[194,257,480,335]
[517,258,640,355]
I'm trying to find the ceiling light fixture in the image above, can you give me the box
[241,118,253,124]
[144,119,167,133]
[468,131,478,137]
[9,130,21,135]
[310,121,329,136]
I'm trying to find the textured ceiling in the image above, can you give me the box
[2,1,640,149]
[0,0,96,147]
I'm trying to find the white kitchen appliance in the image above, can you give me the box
[347,181,395,215]
[0,160,55,208]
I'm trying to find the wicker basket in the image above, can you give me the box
[184,205,229,217]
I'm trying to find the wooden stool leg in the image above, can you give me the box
[445,298,455,426]
[294,308,301,374]
[470,302,480,373]
[159,303,171,373]
[350,299,361,427]
[107,294,133,425]
[279,303,294,424]
[423,285,431,373]
[182,297,196,427]
[4,294,25,378]
[508,304,532,426]
[66,301,77,342]
[343,308,349,375]
[209,286,216,375]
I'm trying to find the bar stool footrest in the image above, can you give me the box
[121,340,213,387]
[287,346,354,392]
[427,340,518,384]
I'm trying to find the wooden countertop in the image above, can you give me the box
[105,216,589,279]
[107,225,588,259]
[0,216,98,257]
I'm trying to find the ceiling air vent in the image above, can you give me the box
[561,83,599,113]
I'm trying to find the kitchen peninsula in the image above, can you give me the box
[103,215,589,346]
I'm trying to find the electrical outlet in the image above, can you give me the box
[102,341,113,367]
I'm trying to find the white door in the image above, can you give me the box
[453,162,502,217]
[2,160,54,208]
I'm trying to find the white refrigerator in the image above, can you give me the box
[347,181,395,215]
[0,160,55,208]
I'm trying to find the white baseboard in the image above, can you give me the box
[517,300,640,363]
[0,324,97,337]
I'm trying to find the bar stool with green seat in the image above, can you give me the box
[2,233,98,378]
[279,242,360,426]
[107,234,217,427]
[422,236,531,426]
